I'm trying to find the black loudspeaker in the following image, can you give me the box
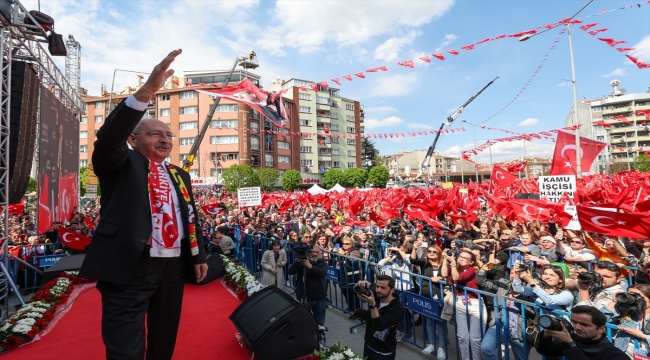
[199,252,224,285]
[8,61,39,204]
[42,254,85,284]
[515,193,541,200]
[230,286,319,360]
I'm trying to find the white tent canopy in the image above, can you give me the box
[307,184,327,195]
[328,184,346,193]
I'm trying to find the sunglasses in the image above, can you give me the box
[426,250,439,254]
[570,240,583,244]
[342,243,352,245]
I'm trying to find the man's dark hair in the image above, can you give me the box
[376,274,396,289]
[571,305,607,327]
[216,225,228,235]
[210,231,219,240]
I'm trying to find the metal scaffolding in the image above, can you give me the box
[65,34,81,91]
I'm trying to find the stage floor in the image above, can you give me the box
[4,280,248,359]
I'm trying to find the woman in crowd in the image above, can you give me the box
[287,230,300,244]
[260,240,287,287]
[410,243,447,359]
[441,250,485,360]
[335,236,362,315]
[511,264,573,360]
[606,283,650,357]
[315,233,333,263]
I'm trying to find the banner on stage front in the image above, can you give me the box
[237,187,262,207]
[539,175,576,203]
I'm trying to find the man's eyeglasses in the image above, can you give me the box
[133,130,175,140]
[570,240,583,244]
[596,261,619,271]
[458,256,473,260]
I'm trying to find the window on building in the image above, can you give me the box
[278,155,290,163]
[180,122,198,130]
[300,133,313,140]
[265,154,274,166]
[299,119,312,126]
[80,117,88,124]
[332,149,339,156]
[180,154,189,161]
[210,136,238,144]
[346,115,355,122]
[330,113,338,119]
[299,93,311,100]
[180,138,195,146]
[347,127,355,133]
[179,106,197,115]
[592,107,602,112]
[347,139,356,145]
[318,148,331,155]
[211,168,224,177]
[331,137,339,144]
[278,141,290,150]
[96,102,103,109]
[216,104,238,112]
[80,131,88,138]
[249,121,259,131]
[251,137,260,150]
[160,94,170,101]
[189,169,198,177]
[346,103,354,111]
[348,150,356,156]
[316,96,329,105]
[300,159,313,167]
[329,124,338,131]
[210,120,238,128]
[299,106,311,113]
[179,91,197,99]
[300,146,312,153]
[80,160,88,167]
[160,108,170,117]
[333,161,340,168]
[95,116,103,123]
[80,145,88,153]
[250,109,261,119]
[348,162,356,168]
[165,156,171,163]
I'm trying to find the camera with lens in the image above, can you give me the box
[518,264,529,272]
[577,271,603,294]
[289,241,312,260]
[352,284,372,297]
[383,219,403,245]
[539,314,574,333]
[615,292,647,315]
[444,248,454,257]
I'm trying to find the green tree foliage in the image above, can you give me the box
[26,177,36,193]
[343,168,368,188]
[634,153,650,172]
[221,164,260,193]
[367,166,389,188]
[255,167,280,191]
[282,169,302,191]
[79,166,88,196]
[361,138,380,167]
[322,168,345,189]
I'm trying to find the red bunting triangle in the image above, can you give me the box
[419,55,431,63]
[376,66,389,71]
[432,53,446,61]
[397,60,415,68]
[461,44,475,50]
[331,78,341,85]
[343,75,353,81]
[446,49,459,55]
[579,23,598,31]
[354,72,365,78]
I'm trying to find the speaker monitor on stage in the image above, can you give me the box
[197,252,224,285]
[515,193,540,200]
[230,286,319,360]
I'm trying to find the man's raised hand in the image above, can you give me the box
[135,49,182,102]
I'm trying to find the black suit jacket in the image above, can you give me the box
[79,100,206,285]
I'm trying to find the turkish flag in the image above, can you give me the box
[491,166,517,188]
[549,130,606,176]
[576,206,650,239]
[83,217,95,231]
[58,226,92,250]
[201,204,225,216]
[506,161,527,173]
[510,200,552,223]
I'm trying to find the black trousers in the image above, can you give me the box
[96,251,185,360]
[363,344,396,360]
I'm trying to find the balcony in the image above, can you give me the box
[602,104,633,116]
[265,144,274,152]
[316,110,331,118]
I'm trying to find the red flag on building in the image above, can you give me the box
[58,226,92,251]
[576,206,650,239]
[549,130,607,176]
[491,166,517,188]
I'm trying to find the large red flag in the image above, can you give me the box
[549,130,606,176]
[201,204,225,216]
[491,166,517,188]
[506,161,527,173]
[58,226,92,250]
[576,206,650,239]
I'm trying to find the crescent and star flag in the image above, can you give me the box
[491,166,517,188]
[201,204,226,216]
[196,78,288,128]
[58,226,92,250]
[576,206,650,239]
[83,217,95,231]
[506,161,527,173]
[549,130,606,176]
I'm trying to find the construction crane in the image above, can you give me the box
[416,76,498,180]
[182,51,258,172]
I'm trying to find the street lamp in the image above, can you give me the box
[462,120,480,181]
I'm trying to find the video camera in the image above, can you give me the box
[383,219,402,245]
[289,241,312,260]
[615,292,647,316]
[539,314,574,333]
[453,239,478,250]
[352,284,372,297]
[577,271,603,296]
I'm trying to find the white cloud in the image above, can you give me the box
[373,31,420,62]
[364,116,404,129]
[435,33,458,52]
[442,145,463,155]
[368,74,419,97]
[557,81,570,87]
[487,141,554,162]
[629,35,650,62]
[518,118,539,127]
[408,51,433,67]
[407,123,435,129]
[602,68,626,77]
[364,106,398,113]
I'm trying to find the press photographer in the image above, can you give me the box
[572,261,626,318]
[534,305,628,360]
[603,284,650,357]
[287,245,328,326]
[352,276,405,360]
[383,218,404,246]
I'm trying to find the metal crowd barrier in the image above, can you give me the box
[1,243,62,291]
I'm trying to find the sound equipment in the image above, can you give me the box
[515,193,541,200]
[230,286,319,360]
[9,61,39,204]
[198,252,224,285]
[42,254,85,284]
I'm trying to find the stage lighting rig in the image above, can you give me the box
[0,0,66,56]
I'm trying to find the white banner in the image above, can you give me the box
[564,205,580,230]
[539,175,576,203]
[237,187,262,207]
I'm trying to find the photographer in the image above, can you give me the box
[572,261,625,319]
[603,283,650,357]
[534,305,628,360]
[353,275,405,360]
[287,246,328,326]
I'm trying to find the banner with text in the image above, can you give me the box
[237,187,262,207]
[539,175,576,203]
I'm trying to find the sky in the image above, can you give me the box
[26,0,650,163]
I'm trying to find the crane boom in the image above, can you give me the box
[182,54,250,172]
[416,76,498,179]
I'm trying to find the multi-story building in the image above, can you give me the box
[566,80,650,173]
[386,150,476,181]
[80,70,301,185]
[269,79,363,182]
[495,157,552,178]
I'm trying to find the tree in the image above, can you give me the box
[361,138,380,168]
[322,168,345,189]
[634,153,650,172]
[221,164,260,193]
[282,169,302,191]
[256,167,280,191]
[367,166,389,188]
[26,177,36,193]
[79,166,88,196]
[343,168,368,188]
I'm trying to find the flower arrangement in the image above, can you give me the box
[0,270,91,352]
[220,255,264,301]
[309,343,365,360]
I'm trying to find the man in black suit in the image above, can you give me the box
[79,49,207,360]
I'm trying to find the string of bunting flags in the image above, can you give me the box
[206,126,466,140]
[577,17,650,69]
